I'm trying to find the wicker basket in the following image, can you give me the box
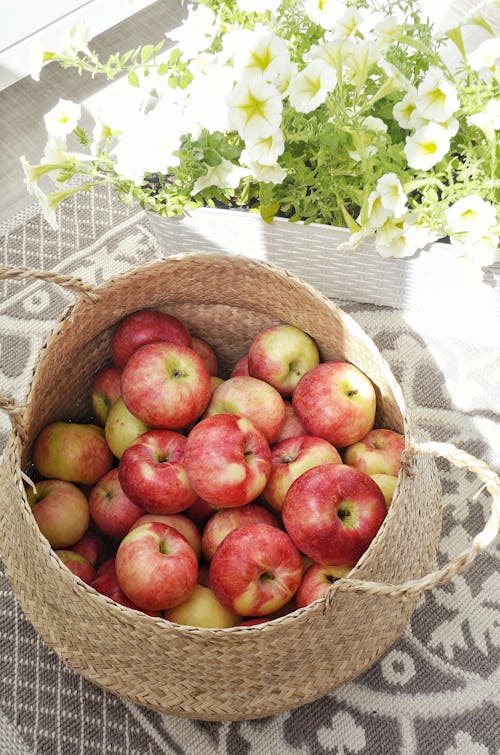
[0,254,498,722]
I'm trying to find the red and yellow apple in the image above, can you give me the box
[89,468,143,539]
[33,422,114,485]
[274,402,307,443]
[164,584,239,628]
[55,549,97,584]
[91,365,122,425]
[296,563,352,608]
[111,309,192,369]
[130,513,202,559]
[371,473,398,507]
[104,397,149,459]
[26,479,90,548]
[343,428,405,476]
[201,503,280,561]
[191,336,218,376]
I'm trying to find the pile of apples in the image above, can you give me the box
[27,309,404,628]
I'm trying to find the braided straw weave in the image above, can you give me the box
[0,253,497,721]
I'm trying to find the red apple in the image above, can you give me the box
[26,479,90,548]
[71,529,108,566]
[205,375,286,443]
[231,355,249,377]
[89,468,143,540]
[104,397,149,459]
[33,422,114,485]
[371,474,398,507]
[95,557,117,578]
[130,513,202,558]
[248,324,320,397]
[55,549,96,584]
[118,430,197,514]
[263,435,342,513]
[91,568,161,616]
[292,361,376,447]
[201,503,280,561]
[197,562,211,587]
[343,428,405,476]
[121,342,211,429]
[296,563,352,608]
[186,497,220,526]
[274,402,307,443]
[282,463,387,565]
[115,522,198,611]
[191,336,218,376]
[91,365,122,425]
[111,309,192,369]
[184,414,272,507]
[209,523,302,616]
[164,584,239,628]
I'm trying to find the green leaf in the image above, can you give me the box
[204,149,222,167]
[128,70,140,88]
[73,126,90,146]
[260,202,281,223]
[158,63,169,75]
[140,44,155,64]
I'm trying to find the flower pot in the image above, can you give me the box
[146,208,500,312]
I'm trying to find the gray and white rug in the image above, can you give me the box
[0,186,498,754]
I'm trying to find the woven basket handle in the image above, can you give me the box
[0,265,97,300]
[325,441,500,608]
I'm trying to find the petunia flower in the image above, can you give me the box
[44,99,81,138]
[244,131,285,165]
[288,60,337,113]
[243,33,291,83]
[467,36,500,71]
[393,88,419,129]
[227,77,283,140]
[303,0,346,30]
[192,160,249,195]
[404,122,450,170]
[415,66,459,122]
[376,173,407,218]
[445,195,497,235]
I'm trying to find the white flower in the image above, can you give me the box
[303,0,347,30]
[241,153,287,184]
[183,64,235,138]
[467,99,500,135]
[376,173,407,218]
[467,36,500,71]
[31,183,59,230]
[378,60,411,91]
[344,40,381,89]
[44,98,81,138]
[445,195,497,234]
[288,60,337,113]
[192,159,249,195]
[375,215,428,258]
[373,17,400,48]
[308,40,346,74]
[366,191,391,229]
[363,116,388,134]
[273,60,298,95]
[227,77,283,140]
[245,131,285,165]
[348,135,377,162]
[393,88,419,129]
[42,137,69,165]
[62,23,92,56]
[416,66,459,122]
[237,0,281,12]
[332,7,364,40]
[466,230,500,267]
[243,33,291,83]
[166,3,217,59]
[404,122,450,170]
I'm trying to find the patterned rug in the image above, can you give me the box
[0,186,498,754]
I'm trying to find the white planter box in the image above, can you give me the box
[146,208,500,314]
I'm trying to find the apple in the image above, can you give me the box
[121,342,212,429]
[71,529,108,566]
[292,361,376,448]
[55,549,96,584]
[210,376,224,392]
[263,435,342,513]
[91,567,161,617]
[201,503,280,561]
[186,497,219,526]
[209,523,302,616]
[231,355,249,377]
[274,402,307,444]
[130,513,202,558]
[205,376,286,443]
[371,474,398,507]
[111,309,192,369]
[197,562,211,587]
[115,522,198,611]
[95,557,117,578]
[33,422,114,485]
[282,463,387,565]
[91,365,122,425]
[118,430,197,514]
[164,584,239,628]
[184,414,272,507]
[343,428,405,476]
[191,336,218,376]
[296,563,352,608]
[248,324,320,397]
[26,479,90,548]
[89,468,143,540]
[104,397,149,459]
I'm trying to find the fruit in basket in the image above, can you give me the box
[55,549,96,584]
[209,523,302,616]
[371,473,398,507]
[274,402,307,443]
[263,435,342,513]
[71,528,108,566]
[296,563,352,608]
[121,342,212,428]
[91,365,122,425]
[343,429,405,476]
[292,361,376,447]
[186,496,219,526]
[104,397,149,459]
[205,375,286,443]
[89,468,143,539]
[111,309,192,369]
[191,336,218,376]
[248,324,320,397]
[282,464,387,565]
[33,421,114,485]
[26,479,90,548]
[130,513,202,558]
[91,563,161,616]
[231,354,249,377]
[115,522,198,611]
[210,376,224,392]
[184,414,272,507]
[201,503,280,561]
[164,584,240,628]
[118,430,197,513]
